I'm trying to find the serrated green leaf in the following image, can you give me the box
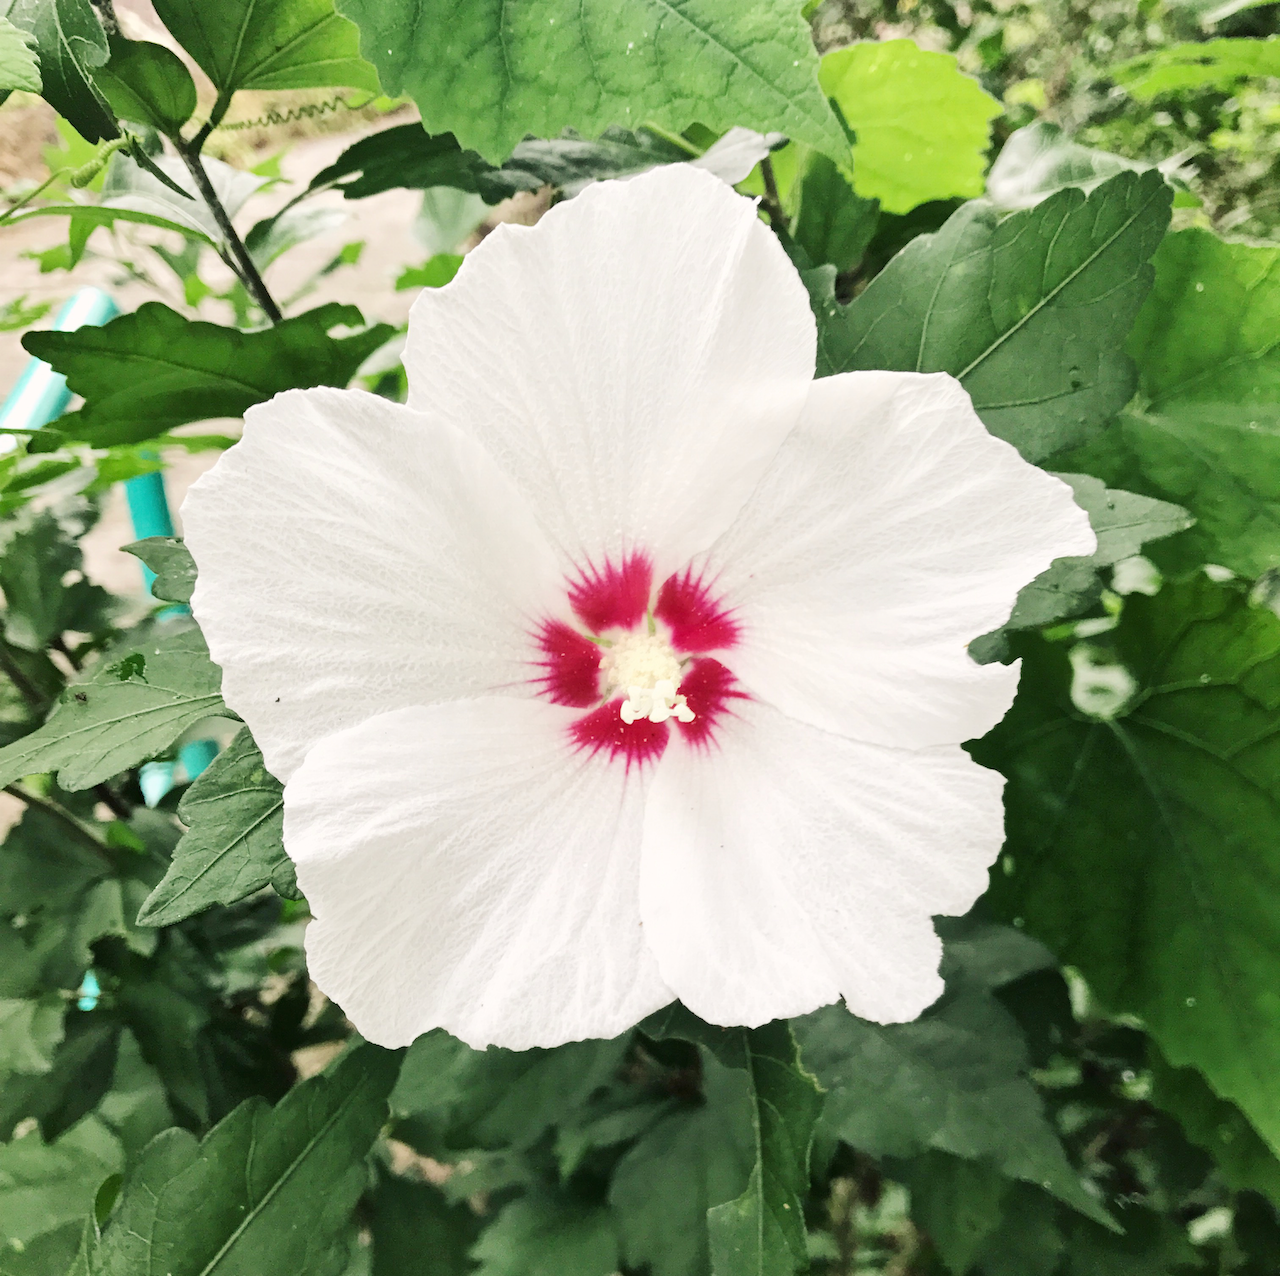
[471,1194,619,1276]
[0,0,116,142]
[121,537,196,605]
[0,1117,121,1249]
[819,40,1001,214]
[972,576,1280,1157]
[1064,229,1280,577]
[138,728,294,928]
[816,169,1171,462]
[91,37,196,134]
[795,923,1112,1229]
[79,1042,400,1274]
[0,626,228,791]
[1113,36,1280,99]
[0,14,39,92]
[23,302,393,448]
[152,0,377,123]
[999,475,1190,633]
[334,0,844,164]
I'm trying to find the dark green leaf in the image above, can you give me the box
[91,37,196,134]
[819,39,1000,214]
[794,923,1112,1228]
[0,13,39,92]
[471,1194,619,1276]
[0,995,63,1075]
[79,1042,400,1274]
[816,169,1172,462]
[972,576,1280,1156]
[138,727,295,928]
[897,1152,1007,1275]
[152,0,377,122]
[0,626,227,791]
[0,1222,82,1275]
[1059,1209,1197,1276]
[23,303,394,448]
[334,0,844,164]
[971,1181,1064,1276]
[1064,229,1280,577]
[367,1168,481,1276]
[121,537,196,605]
[790,148,880,274]
[0,0,116,142]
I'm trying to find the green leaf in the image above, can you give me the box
[986,122,1161,211]
[0,0,117,142]
[151,0,377,123]
[794,922,1112,1229]
[0,996,63,1075]
[1059,1210,1197,1276]
[818,39,1001,214]
[1064,229,1280,578]
[0,626,228,792]
[0,1222,82,1275]
[138,727,296,928]
[998,474,1190,634]
[1112,36,1280,99]
[607,1053,755,1276]
[23,302,394,448]
[1148,1045,1280,1207]
[971,576,1280,1157]
[334,0,844,164]
[471,1195,619,1276]
[0,13,39,92]
[789,147,879,274]
[897,1152,1008,1275]
[79,1042,400,1274]
[367,1169,480,1276]
[91,37,196,135]
[394,254,463,292]
[816,169,1172,462]
[0,1117,121,1249]
[121,537,196,605]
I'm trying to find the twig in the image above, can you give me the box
[5,783,115,864]
[760,156,790,234]
[0,643,47,716]
[0,171,61,228]
[174,143,283,324]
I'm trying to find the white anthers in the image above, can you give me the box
[601,632,696,725]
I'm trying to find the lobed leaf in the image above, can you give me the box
[0,13,39,93]
[122,537,196,605]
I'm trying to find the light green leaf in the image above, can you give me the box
[394,254,462,292]
[0,1117,120,1249]
[23,302,394,448]
[819,39,1001,214]
[471,1195,619,1276]
[0,13,39,92]
[1112,36,1280,99]
[121,537,196,605]
[973,576,1280,1157]
[1063,229,1280,577]
[138,727,296,928]
[998,474,1190,633]
[151,0,377,124]
[795,923,1112,1229]
[334,0,845,164]
[0,0,116,142]
[91,37,196,134]
[0,997,63,1075]
[0,626,228,792]
[816,169,1171,462]
[79,1043,400,1274]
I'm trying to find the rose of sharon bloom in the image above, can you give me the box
[183,164,1093,1051]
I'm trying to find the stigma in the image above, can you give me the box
[600,631,696,726]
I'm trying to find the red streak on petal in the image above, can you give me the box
[655,567,740,653]
[568,552,653,633]
[570,701,670,769]
[677,658,748,748]
[533,620,602,707]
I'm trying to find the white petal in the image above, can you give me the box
[706,372,1095,748]
[691,127,786,186]
[404,165,816,579]
[640,698,1005,1027]
[183,387,562,781]
[285,700,672,1049]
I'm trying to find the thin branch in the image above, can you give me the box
[5,784,115,864]
[759,156,790,234]
[0,171,61,228]
[0,643,47,716]
[174,143,283,324]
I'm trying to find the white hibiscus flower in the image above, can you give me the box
[183,164,1093,1051]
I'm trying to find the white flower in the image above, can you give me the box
[183,165,1093,1051]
